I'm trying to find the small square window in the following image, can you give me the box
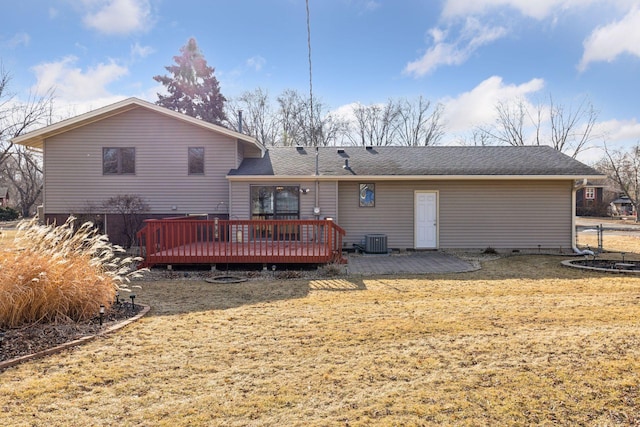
[359,183,375,207]
[585,187,595,200]
[103,147,135,175]
[188,147,205,175]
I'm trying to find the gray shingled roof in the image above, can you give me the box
[229,146,601,177]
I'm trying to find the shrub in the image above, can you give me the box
[0,207,19,221]
[318,262,345,277]
[0,217,144,328]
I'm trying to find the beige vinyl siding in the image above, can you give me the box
[236,144,244,166]
[317,181,338,220]
[338,180,573,249]
[229,182,250,219]
[44,107,236,214]
[241,144,263,159]
[229,180,338,220]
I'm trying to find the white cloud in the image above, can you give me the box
[442,0,596,20]
[364,1,381,12]
[82,0,152,35]
[578,7,640,71]
[31,56,128,102]
[593,118,640,142]
[404,18,507,77]
[246,56,266,72]
[131,42,154,59]
[441,75,545,133]
[5,32,30,49]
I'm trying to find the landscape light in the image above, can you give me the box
[0,332,4,348]
[130,294,136,308]
[115,292,120,305]
[99,305,105,326]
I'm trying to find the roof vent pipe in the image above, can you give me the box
[238,110,243,133]
[343,159,349,169]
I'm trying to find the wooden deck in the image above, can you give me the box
[137,218,346,268]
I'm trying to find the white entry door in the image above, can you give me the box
[415,191,437,248]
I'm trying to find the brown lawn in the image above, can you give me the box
[1,237,640,425]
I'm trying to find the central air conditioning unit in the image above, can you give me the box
[365,234,388,254]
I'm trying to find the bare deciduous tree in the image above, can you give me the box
[0,66,54,217]
[396,96,444,146]
[226,88,279,147]
[348,100,401,146]
[0,66,54,166]
[478,98,528,147]
[277,89,307,146]
[102,194,149,248]
[478,95,598,158]
[1,145,43,217]
[227,89,443,148]
[275,89,346,146]
[548,95,598,158]
[598,142,640,222]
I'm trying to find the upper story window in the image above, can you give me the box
[585,187,595,200]
[103,147,135,175]
[188,147,205,175]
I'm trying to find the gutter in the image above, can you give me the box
[227,174,606,182]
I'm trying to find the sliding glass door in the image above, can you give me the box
[250,186,300,239]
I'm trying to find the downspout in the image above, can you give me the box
[572,182,594,255]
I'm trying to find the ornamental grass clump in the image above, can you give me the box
[0,217,144,328]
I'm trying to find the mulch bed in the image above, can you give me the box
[0,302,143,364]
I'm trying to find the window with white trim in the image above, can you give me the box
[585,187,595,200]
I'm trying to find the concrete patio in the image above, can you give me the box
[346,251,478,275]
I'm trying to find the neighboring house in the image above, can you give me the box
[0,187,8,207]
[575,181,605,216]
[610,194,635,217]
[12,97,603,257]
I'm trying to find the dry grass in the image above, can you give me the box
[0,219,142,328]
[578,232,640,255]
[1,247,640,425]
[0,227,639,424]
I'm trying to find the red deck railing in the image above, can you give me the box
[136,218,346,268]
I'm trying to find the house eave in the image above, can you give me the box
[227,174,607,182]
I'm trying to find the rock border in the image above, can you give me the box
[0,304,150,371]
[561,259,640,274]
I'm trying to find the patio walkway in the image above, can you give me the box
[346,251,478,275]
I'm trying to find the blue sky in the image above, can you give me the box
[2,0,640,163]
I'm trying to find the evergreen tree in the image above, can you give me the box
[154,38,226,125]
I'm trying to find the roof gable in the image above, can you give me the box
[11,97,262,153]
